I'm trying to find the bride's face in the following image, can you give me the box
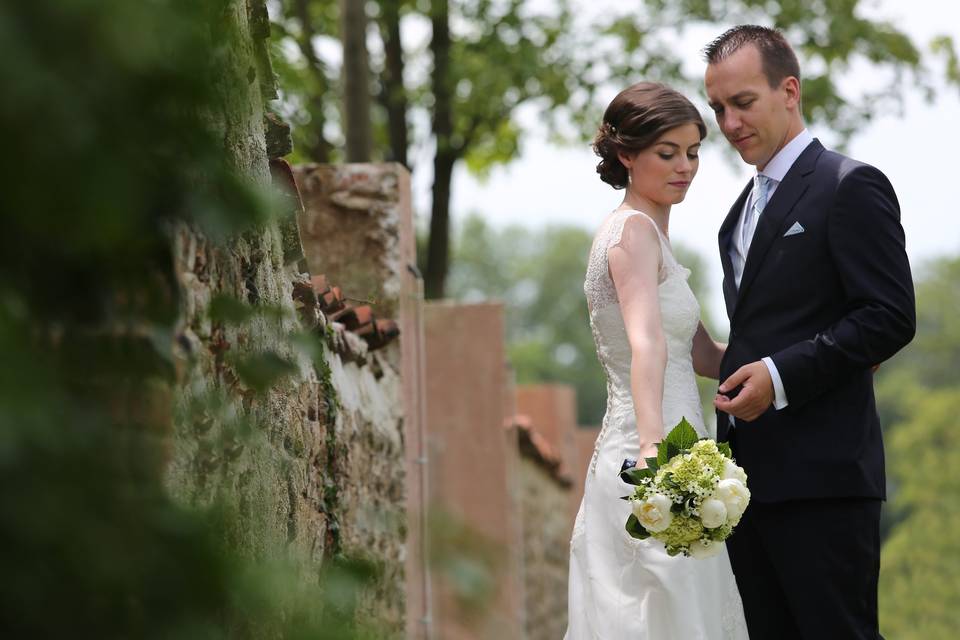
[618,123,701,206]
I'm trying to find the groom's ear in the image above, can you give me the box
[782,76,801,110]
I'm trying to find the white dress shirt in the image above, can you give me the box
[729,128,815,413]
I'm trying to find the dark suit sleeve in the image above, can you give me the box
[769,165,916,408]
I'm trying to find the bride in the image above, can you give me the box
[566,82,749,639]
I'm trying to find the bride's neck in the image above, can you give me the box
[619,192,670,236]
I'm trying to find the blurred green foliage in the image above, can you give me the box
[0,1,383,637]
[876,255,960,638]
[446,214,718,426]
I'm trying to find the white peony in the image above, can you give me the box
[715,478,751,523]
[700,498,728,529]
[689,539,723,559]
[721,458,748,484]
[633,493,674,533]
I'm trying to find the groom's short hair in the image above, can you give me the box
[703,25,801,89]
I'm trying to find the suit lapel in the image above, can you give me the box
[734,140,824,311]
[719,181,752,320]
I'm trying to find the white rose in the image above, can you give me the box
[721,459,748,484]
[715,479,751,523]
[689,539,723,559]
[700,498,728,529]
[633,493,674,533]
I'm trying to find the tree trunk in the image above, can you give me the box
[426,151,455,299]
[425,0,452,299]
[342,0,372,162]
[293,0,333,163]
[376,0,409,168]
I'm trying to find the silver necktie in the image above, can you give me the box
[741,174,772,254]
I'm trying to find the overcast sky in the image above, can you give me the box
[409,0,960,330]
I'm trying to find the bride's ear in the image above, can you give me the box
[618,151,634,170]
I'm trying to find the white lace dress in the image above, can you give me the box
[565,209,749,639]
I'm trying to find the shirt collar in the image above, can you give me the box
[759,128,814,183]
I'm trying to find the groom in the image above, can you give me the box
[704,26,915,639]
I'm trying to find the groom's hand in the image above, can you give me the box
[714,361,774,422]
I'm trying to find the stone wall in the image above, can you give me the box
[293,162,423,635]
[517,456,572,640]
[506,415,573,640]
[162,5,412,630]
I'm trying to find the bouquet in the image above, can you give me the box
[621,418,750,558]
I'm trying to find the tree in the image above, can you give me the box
[271,0,338,163]
[342,0,372,160]
[878,389,960,639]
[375,0,409,166]
[863,255,960,637]
[272,0,951,298]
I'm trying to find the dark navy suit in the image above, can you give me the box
[718,139,915,639]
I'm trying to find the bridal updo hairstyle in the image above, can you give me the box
[593,82,706,190]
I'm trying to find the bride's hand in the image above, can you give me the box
[637,443,659,467]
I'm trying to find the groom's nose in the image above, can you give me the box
[720,110,742,135]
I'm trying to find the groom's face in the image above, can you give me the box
[705,44,794,170]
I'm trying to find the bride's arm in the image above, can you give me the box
[608,216,666,461]
[692,321,726,379]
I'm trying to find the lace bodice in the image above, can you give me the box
[583,209,708,473]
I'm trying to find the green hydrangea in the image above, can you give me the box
[660,514,705,556]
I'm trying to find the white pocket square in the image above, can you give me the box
[783,221,805,237]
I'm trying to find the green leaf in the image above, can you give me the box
[664,417,700,452]
[656,442,670,466]
[718,442,733,458]
[208,294,256,326]
[645,456,659,472]
[665,441,681,461]
[235,351,298,394]
[620,466,654,486]
[625,514,651,540]
[661,473,678,491]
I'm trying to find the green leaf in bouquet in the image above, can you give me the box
[656,441,671,467]
[664,417,701,451]
[645,456,659,472]
[718,442,733,458]
[620,466,654,485]
[665,441,681,462]
[625,514,651,540]
[661,472,678,491]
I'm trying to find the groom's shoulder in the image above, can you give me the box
[818,148,883,180]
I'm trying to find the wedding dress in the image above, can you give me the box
[566,209,749,639]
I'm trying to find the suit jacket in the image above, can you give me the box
[717,139,916,503]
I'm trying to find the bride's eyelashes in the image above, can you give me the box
[657,152,700,161]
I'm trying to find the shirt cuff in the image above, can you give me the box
[762,356,789,410]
